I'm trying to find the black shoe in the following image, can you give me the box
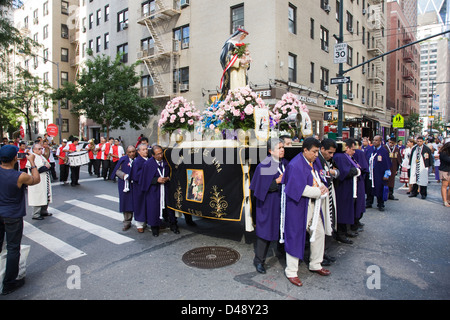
[170,224,180,234]
[336,235,353,244]
[32,215,44,220]
[346,231,358,238]
[40,212,53,217]
[378,206,385,212]
[408,193,418,198]
[151,227,159,237]
[421,195,426,199]
[2,278,25,295]
[388,195,398,200]
[254,262,266,274]
[324,253,336,262]
[321,258,331,266]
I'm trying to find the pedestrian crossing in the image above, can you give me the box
[23,194,134,261]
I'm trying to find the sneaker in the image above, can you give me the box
[1,278,25,295]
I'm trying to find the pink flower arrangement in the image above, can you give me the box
[158,96,201,133]
[270,92,308,125]
[213,86,267,131]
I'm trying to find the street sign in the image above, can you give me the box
[334,43,348,64]
[392,113,404,128]
[324,111,333,120]
[46,124,59,137]
[324,100,336,106]
[432,94,439,111]
[330,77,351,84]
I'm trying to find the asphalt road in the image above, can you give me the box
[1,165,449,307]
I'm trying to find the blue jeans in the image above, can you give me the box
[0,217,23,288]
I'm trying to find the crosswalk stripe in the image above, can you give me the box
[95,194,119,203]
[65,199,123,221]
[23,221,87,261]
[48,208,134,245]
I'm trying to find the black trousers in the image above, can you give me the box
[94,159,102,177]
[0,217,23,289]
[60,163,69,182]
[88,159,95,175]
[70,165,80,184]
[366,193,384,208]
[411,184,427,197]
[102,160,112,179]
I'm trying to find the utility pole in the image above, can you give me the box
[337,0,344,140]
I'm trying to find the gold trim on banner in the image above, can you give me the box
[209,185,229,218]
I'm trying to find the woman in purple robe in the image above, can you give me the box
[141,145,179,237]
[249,139,288,274]
[111,146,136,231]
[129,144,148,233]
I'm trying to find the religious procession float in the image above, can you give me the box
[157,28,313,232]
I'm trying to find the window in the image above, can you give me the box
[310,18,314,39]
[173,25,190,49]
[336,0,340,21]
[320,67,329,91]
[346,11,353,32]
[24,16,28,29]
[117,43,128,63]
[173,67,189,93]
[43,72,49,84]
[33,9,38,24]
[105,5,110,21]
[141,75,154,97]
[347,46,353,66]
[82,17,86,32]
[117,9,129,31]
[288,4,296,34]
[362,26,365,44]
[310,62,315,83]
[230,4,244,34]
[61,24,69,38]
[62,119,69,132]
[89,13,94,29]
[61,48,69,62]
[82,43,86,57]
[104,33,109,50]
[288,53,297,82]
[43,1,49,16]
[142,0,156,16]
[43,48,48,62]
[88,39,93,51]
[320,26,329,51]
[61,1,69,15]
[96,9,101,26]
[96,36,101,52]
[61,71,69,85]
[43,24,49,39]
[141,37,154,55]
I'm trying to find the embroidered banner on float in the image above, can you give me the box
[165,146,249,221]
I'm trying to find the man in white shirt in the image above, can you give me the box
[109,138,125,181]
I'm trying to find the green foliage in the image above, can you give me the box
[53,51,157,136]
[404,112,423,136]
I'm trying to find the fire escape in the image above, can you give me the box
[366,3,385,111]
[137,0,181,100]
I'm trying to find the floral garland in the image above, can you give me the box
[202,100,223,131]
[158,96,201,133]
[270,92,309,131]
[213,86,267,131]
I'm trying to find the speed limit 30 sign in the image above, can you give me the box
[334,43,348,64]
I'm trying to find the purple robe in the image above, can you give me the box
[353,149,368,216]
[129,155,147,222]
[111,155,134,213]
[366,146,391,198]
[282,153,322,260]
[140,157,170,226]
[250,156,289,241]
[333,153,365,224]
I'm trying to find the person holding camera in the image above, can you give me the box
[0,145,41,295]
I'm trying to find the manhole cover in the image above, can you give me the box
[182,246,240,269]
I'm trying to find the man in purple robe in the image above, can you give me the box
[352,144,369,233]
[129,143,148,233]
[250,138,289,274]
[111,145,136,231]
[282,138,330,287]
[141,145,179,237]
[366,135,391,211]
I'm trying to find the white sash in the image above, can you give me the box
[309,168,327,243]
[123,158,133,193]
[278,164,286,244]
[157,164,165,219]
[369,152,377,188]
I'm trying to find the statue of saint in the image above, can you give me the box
[219,28,251,100]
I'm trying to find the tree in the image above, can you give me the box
[404,112,423,136]
[53,50,157,137]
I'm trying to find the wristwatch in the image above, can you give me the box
[30,165,37,169]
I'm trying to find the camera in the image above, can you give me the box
[17,152,27,159]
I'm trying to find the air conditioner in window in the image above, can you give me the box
[324,85,329,91]
[348,27,354,34]
[362,9,367,15]
[324,45,329,52]
[121,22,128,30]
[181,0,190,8]
[362,68,366,74]
[181,41,189,49]
[362,98,366,104]
[348,93,354,100]
[324,5,331,12]
[180,83,189,91]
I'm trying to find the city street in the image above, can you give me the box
[1,164,449,304]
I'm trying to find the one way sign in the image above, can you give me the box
[330,77,351,84]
